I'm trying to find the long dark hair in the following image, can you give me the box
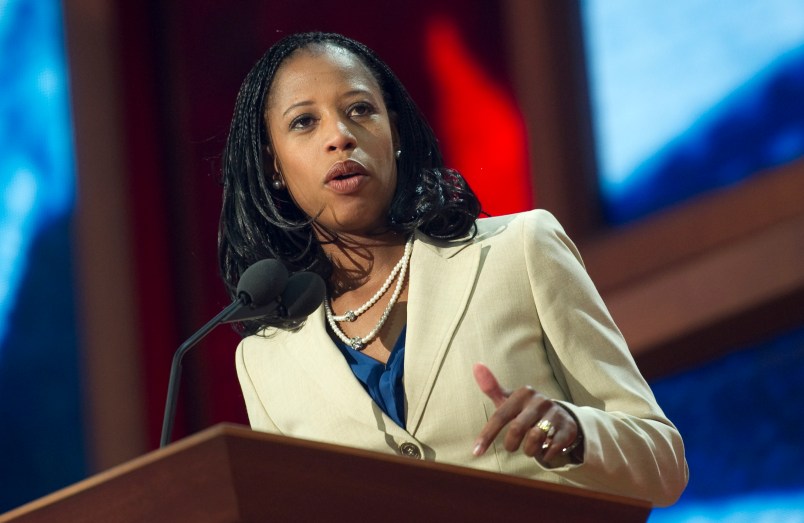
[219,32,481,334]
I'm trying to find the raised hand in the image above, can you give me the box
[472,362,583,464]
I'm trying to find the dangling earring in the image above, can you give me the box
[267,146,285,190]
[395,149,402,159]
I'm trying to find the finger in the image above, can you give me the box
[473,386,536,457]
[523,431,544,457]
[473,421,496,456]
[539,408,579,462]
[522,423,551,457]
[521,406,559,457]
[541,430,572,462]
[472,362,508,408]
[501,387,546,452]
[472,402,516,456]
[542,422,579,462]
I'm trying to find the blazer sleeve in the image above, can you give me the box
[236,338,283,435]
[523,210,688,507]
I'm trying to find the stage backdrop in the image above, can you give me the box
[1,1,802,521]
[0,0,85,511]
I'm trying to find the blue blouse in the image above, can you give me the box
[334,327,407,428]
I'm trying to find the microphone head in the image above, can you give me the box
[236,259,289,307]
[281,271,326,320]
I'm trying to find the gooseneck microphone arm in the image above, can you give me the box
[159,298,247,448]
[159,259,289,448]
[158,260,326,448]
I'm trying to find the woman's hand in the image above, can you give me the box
[472,363,583,464]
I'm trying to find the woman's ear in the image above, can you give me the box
[263,143,282,175]
[272,153,282,176]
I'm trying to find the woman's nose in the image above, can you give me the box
[324,118,356,152]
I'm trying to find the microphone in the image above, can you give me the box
[281,271,327,320]
[235,259,289,309]
[160,259,289,447]
[223,270,326,323]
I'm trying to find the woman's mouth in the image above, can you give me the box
[326,172,366,193]
[324,160,369,194]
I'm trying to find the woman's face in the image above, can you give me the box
[264,44,398,236]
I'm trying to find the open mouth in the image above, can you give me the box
[333,172,360,180]
[324,160,369,194]
[326,169,366,194]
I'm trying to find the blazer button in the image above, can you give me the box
[399,442,422,459]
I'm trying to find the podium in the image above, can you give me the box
[1,424,651,522]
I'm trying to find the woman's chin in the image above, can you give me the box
[313,209,389,236]
[315,218,395,240]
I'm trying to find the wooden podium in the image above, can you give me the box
[1,424,651,522]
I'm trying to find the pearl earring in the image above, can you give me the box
[272,176,285,190]
[395,149,402,159]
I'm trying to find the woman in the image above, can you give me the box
[218,32,687,507]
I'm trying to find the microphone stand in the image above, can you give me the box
[159,298,246,448]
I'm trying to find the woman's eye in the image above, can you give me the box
[290,115,316,130]
[348,102,375,118]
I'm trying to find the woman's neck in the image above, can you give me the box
[319,230,409,299]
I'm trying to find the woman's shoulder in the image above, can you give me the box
[413,209,572,261]
[475,209,563,239]
[474,210,583,268]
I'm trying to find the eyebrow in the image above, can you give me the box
[280,88,377,118]
[282,101,314,118]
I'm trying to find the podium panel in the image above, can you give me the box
[1,424,651,522]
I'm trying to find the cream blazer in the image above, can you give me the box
[236,210,688,507]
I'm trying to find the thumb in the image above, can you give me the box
[473,362,508,408]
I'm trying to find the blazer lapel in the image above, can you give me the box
[286,306,407,432]
[404,232,481,435]
[281,232,482,439]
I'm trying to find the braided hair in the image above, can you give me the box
[219,32,481,334]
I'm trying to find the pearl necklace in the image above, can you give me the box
[329,236,413,322]
[325,236,413,351]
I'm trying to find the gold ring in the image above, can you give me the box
[536,419,553,435]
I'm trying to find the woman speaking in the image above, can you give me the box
[218,32,688,507]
